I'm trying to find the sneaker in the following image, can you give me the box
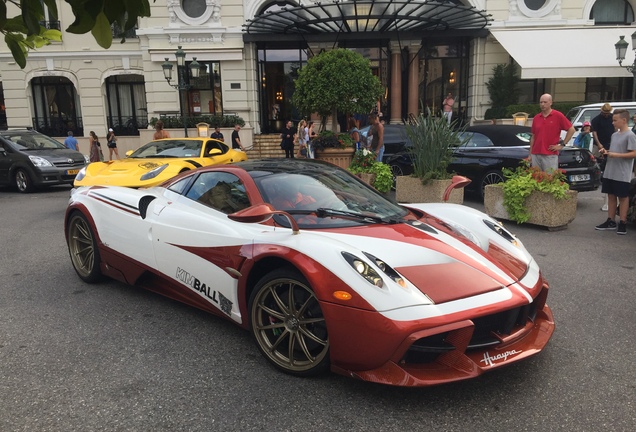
[601,204,608,211]
[617,221,627,235]
[595,218,617,230]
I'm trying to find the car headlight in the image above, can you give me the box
[28,155,53,167]
[342,252,384,288]
[83,155,90,164]
[363,252,407,288]
[75,167,86,181]
[140,164,168,181]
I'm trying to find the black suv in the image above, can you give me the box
[0,129,89,193]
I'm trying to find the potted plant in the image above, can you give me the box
[312,130,355,169]
[397,114,466,203]
[348,149,392,193]
[484,160,578,229]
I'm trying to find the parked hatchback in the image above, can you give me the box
[0,129,89,193]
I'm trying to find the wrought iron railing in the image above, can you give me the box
[107,116,148,136]
[39,20,61,30]
[32,117,84,138]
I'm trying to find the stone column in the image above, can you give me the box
[389,43,402,124]
[407,43,421,119]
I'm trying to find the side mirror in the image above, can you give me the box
[208,148,222,156]
[443,175,471,202]
[125,150,133,157]
[0,148,6,156]
[228,203,300,234]
[572,122,583,130]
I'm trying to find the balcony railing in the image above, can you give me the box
[39,20,61,31]
[107,116,148,136]
[111,22,138,39]
[32,117,84,138]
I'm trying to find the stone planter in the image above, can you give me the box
[484,184,578,230]
[357,172,376,186]
[395,176,464,204]
[314,147,355,170]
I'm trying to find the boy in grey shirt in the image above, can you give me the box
[595,109,636,235]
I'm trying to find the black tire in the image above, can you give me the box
[14,168,33,193]
[390,163,405,191]
[480,170,504,199]
[67,212,103,283]
[249,267,329,376]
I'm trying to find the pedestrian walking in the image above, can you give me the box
[64,131,79,151]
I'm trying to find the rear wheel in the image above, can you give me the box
[14,169,33,193]
[67,212,102,283]
[249,268,329,376]
[480,170,504,199]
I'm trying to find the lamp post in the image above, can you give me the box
[615,32,636,101]
[162,46,200,137]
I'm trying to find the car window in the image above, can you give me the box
[5,132,66,150]
[185,172,250,214]
[565,108,580,123]
[204,140,229,156]
[516,132,532,142]
[461,132,493,148]
[130,139,204,158]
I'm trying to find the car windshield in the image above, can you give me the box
[253,167,408,228]
[130,139,203,158]
[6,132,66,150]
[565,108,580,122]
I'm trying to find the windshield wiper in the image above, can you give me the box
[284,208,403,224]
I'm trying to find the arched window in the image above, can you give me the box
[591,0,634,25]
[31,76,83,137]
[105,75,148,136]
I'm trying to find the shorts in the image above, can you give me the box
[107,141,117,148]
[601,178,631,197]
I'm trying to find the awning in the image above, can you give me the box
[244,0,492,41]
[490,27,634,79]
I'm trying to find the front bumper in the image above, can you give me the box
[324,286,555,387]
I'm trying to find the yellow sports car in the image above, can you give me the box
[74,137,248,188]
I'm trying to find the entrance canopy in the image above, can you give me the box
[243,0,492,41]
[491,28,633,79]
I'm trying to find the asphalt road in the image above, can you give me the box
[0,185,634,432]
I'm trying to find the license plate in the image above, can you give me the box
[67,169,79,175]
[569,174,590,182]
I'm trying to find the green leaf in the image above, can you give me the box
[42,29,63,42]
[5,34,28,68]
[0,1,7,29]
[20,0,44,35]
[91,11,112,48]
[42,0,59,20]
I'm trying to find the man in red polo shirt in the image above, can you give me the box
[530,93,575,172]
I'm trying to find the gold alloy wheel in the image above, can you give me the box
[67,213,100,282]
[251,274,329,375]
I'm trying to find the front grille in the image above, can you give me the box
[402,300,539,364]
[53,160,85,169]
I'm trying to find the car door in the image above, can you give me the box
[150,171,254,324]
[202,139,238,164]
[0,141,15,184]
[448,131,498,181]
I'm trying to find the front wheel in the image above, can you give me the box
[249,268,329,376]
[14,169,33,193]
[67,212,102,283]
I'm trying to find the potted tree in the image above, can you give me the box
[484,160,578,230]
[292,48,383,133]
[397,114,466,203]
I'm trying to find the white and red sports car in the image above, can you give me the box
[65,159,555,387]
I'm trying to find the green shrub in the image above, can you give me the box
[149,114,245,129]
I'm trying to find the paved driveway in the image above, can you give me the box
[0,186,634,431]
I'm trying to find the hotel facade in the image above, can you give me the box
[0,0,634,145]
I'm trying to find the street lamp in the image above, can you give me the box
[615,32,636,101]
[162,46,200,137]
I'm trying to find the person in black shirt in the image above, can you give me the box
[280,120,295,158]
[211,126,224,142]
[231,124,244,151]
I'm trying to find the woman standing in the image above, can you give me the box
[106,128,120,160]
[296,119,307,158]
[306,121,316,159]
[89,131,102,162]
